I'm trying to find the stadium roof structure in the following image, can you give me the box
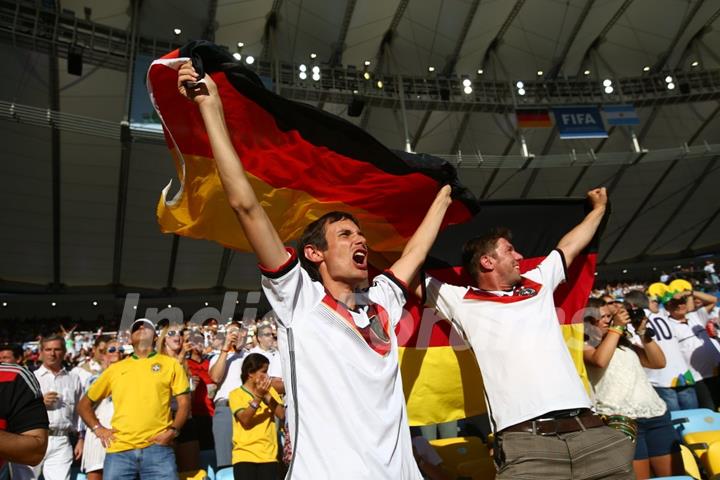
[1,0,719,307]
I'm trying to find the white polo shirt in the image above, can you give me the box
[260,248,421,480]
[425,249,591,432]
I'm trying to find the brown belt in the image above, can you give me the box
[502,409,605,436]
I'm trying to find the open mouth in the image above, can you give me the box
[352,249,368,269]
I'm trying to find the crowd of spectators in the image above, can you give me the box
[1,259,720,479]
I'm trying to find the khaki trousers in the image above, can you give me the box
[495,425,635,479]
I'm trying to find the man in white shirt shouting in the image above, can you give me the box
[179,62,453,479]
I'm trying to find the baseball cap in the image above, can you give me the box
[131,318,155,333]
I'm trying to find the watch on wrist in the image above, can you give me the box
[249,400,260,410]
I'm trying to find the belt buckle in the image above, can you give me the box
[533,418,559,436]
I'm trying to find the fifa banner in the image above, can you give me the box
[552,106,608,139]
[401,198,602,425]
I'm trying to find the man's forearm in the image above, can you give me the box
[0,429,48,465]
[390,186,452,285]
[198,101,287,270]
[172,394,191,430]
[556,206,606,266]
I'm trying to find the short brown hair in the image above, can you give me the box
[462,227,512,281]
[40,335,66,350]
[299,211,360,281]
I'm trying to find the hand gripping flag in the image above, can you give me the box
[399,198,605,425]
[146,40,477,255]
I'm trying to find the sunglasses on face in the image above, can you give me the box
[166,330,181,337]
[107,346,120,353]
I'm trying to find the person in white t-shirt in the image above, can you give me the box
[622,290,700,412]
[248,322,283,387]
[666,290,720,410]
[423,188,635,479]
[178,63,454,478]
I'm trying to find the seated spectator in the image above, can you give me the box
[229,353,284,480]
[584,298,682,479]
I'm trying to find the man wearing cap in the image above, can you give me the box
[77,319,191,479]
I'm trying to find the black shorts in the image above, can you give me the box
[635,411,681,460]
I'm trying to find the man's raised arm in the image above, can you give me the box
[389,185,452,293]
[556,187,607,267]
[177,62,288,270]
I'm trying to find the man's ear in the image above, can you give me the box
[479,254,494,271]
[304,244,324,264]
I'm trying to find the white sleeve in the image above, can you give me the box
[259,247,324,328]
[367,272,408,328]
[524,249,567,290]
[423,274,467,327]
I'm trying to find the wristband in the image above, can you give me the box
[249,400,260,410]
[607,326,625,336]
[91,424,102,431]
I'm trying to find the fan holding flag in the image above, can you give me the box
[422,188,636,479]
[176,60,457,479]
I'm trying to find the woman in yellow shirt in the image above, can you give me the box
[229,353,285,480]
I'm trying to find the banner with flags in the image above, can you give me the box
[399,198,602,425]
[146,40,477,256]
[603,104,640,126]
[552,106,608,139]
[515,109,552,128]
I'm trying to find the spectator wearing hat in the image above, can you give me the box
[666,290,720,410]
[77,319,190,480]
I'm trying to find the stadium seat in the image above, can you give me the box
[429,436,494,479]
[199,449,217,480]
[679,444,702,480]
[702,440,720,478]
[671,409,720,436]
[179,469,208,480]
[683,430,720,470]
[214,467,234,480]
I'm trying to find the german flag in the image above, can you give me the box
[398,198,603,425]
[515,109,553,128]
[146,40,477,256]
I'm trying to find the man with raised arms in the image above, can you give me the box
[422,188,636,479]
[178,63,452,479]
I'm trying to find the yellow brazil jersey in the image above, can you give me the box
[228,386,283,464]
[87,352,190,453]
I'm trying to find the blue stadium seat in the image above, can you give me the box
[671,409,720,436]
[214,467,234,480]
